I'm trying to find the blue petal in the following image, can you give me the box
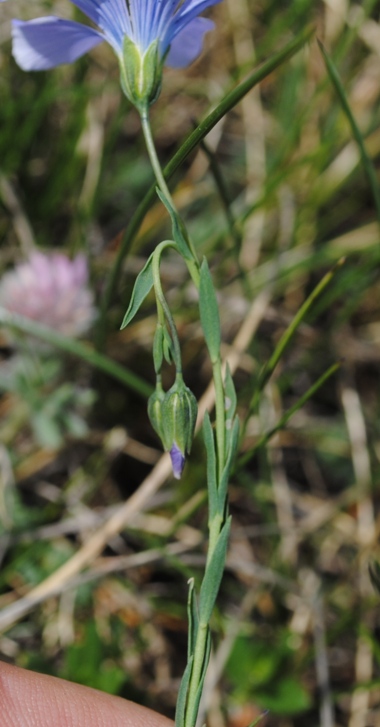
[174,0,222,35]
[12,17,104,70]
[70,0,131,53]
[166,17,214,68]
[170,444,186,480]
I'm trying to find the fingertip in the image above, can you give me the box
[0,661,174,727]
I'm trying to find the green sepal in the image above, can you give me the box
[156,188,194,261]
[162,325,173,364]
[199,258,221,364]
[120,37,162,110]
[120,253,154,329]
[202,413,218,523]
[153,324,173,373]
[199,517,231,624]
[161,377,198,455]
[147,381,165,440]
[141,39,162,106]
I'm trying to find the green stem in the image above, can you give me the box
[139,111,231,727]
[140,106,175,206]
[141,108,200,287]
[152,242,182,373]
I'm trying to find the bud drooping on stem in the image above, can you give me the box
[148,375,198,479]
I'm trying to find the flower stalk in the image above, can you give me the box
[137,108,237,727]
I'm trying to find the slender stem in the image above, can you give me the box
[140,108,200,288]
[139,112,230,727]
[140,107,175,206]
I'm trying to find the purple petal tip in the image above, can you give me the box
[170,444,186,480]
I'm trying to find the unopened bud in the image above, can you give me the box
[147,381,165,440]
[161,377,198,479]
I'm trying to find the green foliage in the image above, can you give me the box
[199,259,221,364]
[120,252,154,329]
[226,634,311,715]
[60,621,126,693]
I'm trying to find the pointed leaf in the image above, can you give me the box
[175,655,194,727]
[199,258,221,364]
[199,517,231,624]
[120,253,154,329]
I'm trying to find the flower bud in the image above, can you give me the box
[120,37,163,110]
[147,381,165,440]
[161,377,198,479]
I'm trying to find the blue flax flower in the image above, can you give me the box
[7,0,221,73]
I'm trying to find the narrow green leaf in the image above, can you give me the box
[319,40,380,224]
[255,259,345,398]
[120,253,154,329]
[175,656,193,727]
[239,361,341,468]
[199,259,221,364]
[199,517,231,624]
[202,413,218,523]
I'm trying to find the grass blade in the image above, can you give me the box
[0,307,152,399]
[318,40,380,224]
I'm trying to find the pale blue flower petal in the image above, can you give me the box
[70,0,131,53]
[10,0,222,72]
[170,444,186,480]
[173,0,221,39]
[12,17,104,70]
[166,17,215,68]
